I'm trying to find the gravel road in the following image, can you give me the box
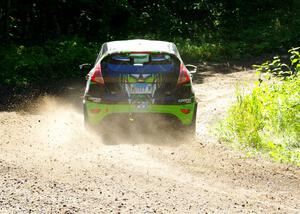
[0,67,299,213]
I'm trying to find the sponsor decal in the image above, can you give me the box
[89,97,102,103]
[178,98,192,103]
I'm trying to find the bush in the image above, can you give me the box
[0,38,99,86]
[253,47,300,78]
[219,48,300,166]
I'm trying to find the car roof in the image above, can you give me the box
[103,39,180,57]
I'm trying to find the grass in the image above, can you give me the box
[218,64,300,166]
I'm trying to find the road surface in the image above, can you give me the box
[0,67,299,213]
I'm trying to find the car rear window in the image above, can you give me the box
[101,53,180,77]
[111,53,172,65]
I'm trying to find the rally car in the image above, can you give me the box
[80,39,198,134]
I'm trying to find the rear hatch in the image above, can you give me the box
[100,52,181,105]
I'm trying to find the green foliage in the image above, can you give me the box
[219,48,300,166]
[176,41,224,61]
[175,40,251,61]
[0,39,99,86]
[1,0,300,74]
[253,47,300,78]
[1,0,300,52]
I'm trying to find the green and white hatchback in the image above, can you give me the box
[81,39,198,134]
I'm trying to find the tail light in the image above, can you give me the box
[180,109,191,114]
[177,63,191,85]
[89,108,101,114]
[91,63,104,85]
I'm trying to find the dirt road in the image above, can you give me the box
[0,67,299,213]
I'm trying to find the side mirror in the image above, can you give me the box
[79,63,92,71]
[79,63,92,78]
[186,64,197,74]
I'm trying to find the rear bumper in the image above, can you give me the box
[84,100,197,125]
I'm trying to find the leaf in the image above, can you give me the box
[292,58,299,65]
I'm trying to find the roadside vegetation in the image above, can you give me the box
[219,48,300,166]
[0,39,99,86]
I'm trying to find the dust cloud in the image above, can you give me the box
[0,95,187,180]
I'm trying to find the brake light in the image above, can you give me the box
[180,109,191,114]
[177,63,190,85]
[91,63,104,85]
[90,108,101,114]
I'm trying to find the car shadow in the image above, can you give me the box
[191,61,248,84]
[190,56,271,84]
